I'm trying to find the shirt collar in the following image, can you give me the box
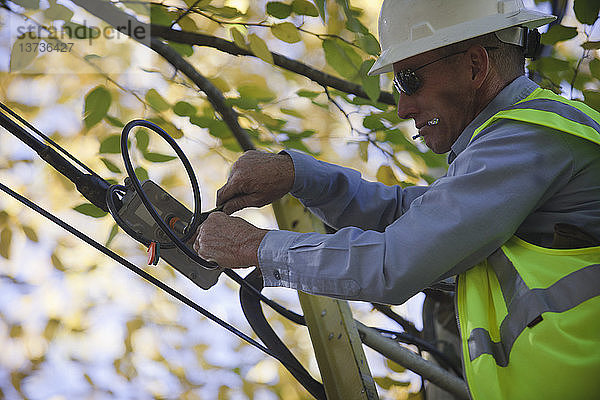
[447,75,539,164]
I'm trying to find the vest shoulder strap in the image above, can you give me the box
[470,87,600,146]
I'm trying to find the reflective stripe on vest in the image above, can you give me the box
[470,87,600,146]
[467,249,600,366]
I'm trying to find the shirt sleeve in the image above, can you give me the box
[285,149,430,231]
[260,121,575,304]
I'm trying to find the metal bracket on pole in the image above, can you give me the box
[272,195,378,400]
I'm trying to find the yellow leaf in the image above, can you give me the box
[9,324,23,338]
[0,227,12,259]
[21,225,39,242]
[376,165,401,186]
[44,318,61,340]
[248,33,273,64]
[51,253,67,271]
[359,141,369,162]
[230,27,247,49]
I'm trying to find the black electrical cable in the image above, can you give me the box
[0,101,102,180]
[0,180,321,391]
[239,269,326,400]
[119,119,217,269]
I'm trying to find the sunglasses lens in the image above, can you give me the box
[394,69,421,96]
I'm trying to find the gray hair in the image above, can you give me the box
[443,32,526,83]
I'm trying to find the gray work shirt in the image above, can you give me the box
[258,76,600,305]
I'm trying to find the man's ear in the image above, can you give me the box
[468,45,490,88]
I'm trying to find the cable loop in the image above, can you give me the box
[119,119,217,269]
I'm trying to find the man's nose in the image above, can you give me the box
[396,92,418,120]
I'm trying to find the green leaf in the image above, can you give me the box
[145,89,170,112]
[143,152,177,162]
[583,90,600,113]
[99,135,121,154]
[135,166,149,181]
[151,4,174,26]
[135,129,149,152]
[227,97,259,110]
[271,22,301,43]
[100,157,121,173]
[582,41,600,50]
[168,42,194,57]
[10,34,40,72]
[590,59,600,80]
[84,86,112,129]
[207,120,233,138]
[266,2,292,19]
[190,115,214,128]
[73,203,108,218]
[206,5,243,19]
[230,27,247,49]
[44,3,74,21]
[297,89,321,99]
[146,117,184,139]
[291,0,319,16]
[173,101,197,117]
[221,137,242,152]
[322,39,361,79]
[105,115,124,127]
[283,138,312,153]
[238,85,275,102]
[540,24,578,45]
[0,227,12,259]
[535,56,571,72]
[346,17,368,34]
[106,224,119,247]
[248,34,273,64]
[280,108,304,118]
[573,0,600,25]
[356,33,380,56]
[363,114,385,130]
[360,60,380,102]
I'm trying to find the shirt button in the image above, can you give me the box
[273,270,281,280]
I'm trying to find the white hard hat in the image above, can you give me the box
[368,0,556,76]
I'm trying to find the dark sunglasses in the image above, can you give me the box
[394,47,497,96]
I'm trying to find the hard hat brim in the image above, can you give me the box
[368,9,556,76]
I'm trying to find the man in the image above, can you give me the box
[194,0,600,398]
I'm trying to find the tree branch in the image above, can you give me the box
[70,0,255,151]
[149,24,396,106]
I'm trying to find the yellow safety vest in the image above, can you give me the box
[457,88,600,400]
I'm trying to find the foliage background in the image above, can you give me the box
[0,0,598,398]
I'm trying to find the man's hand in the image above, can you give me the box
[217,150,294,214]
[193,212,269,268]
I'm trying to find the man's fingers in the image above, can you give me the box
[221,196,255,215]
[216,180,239,207]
